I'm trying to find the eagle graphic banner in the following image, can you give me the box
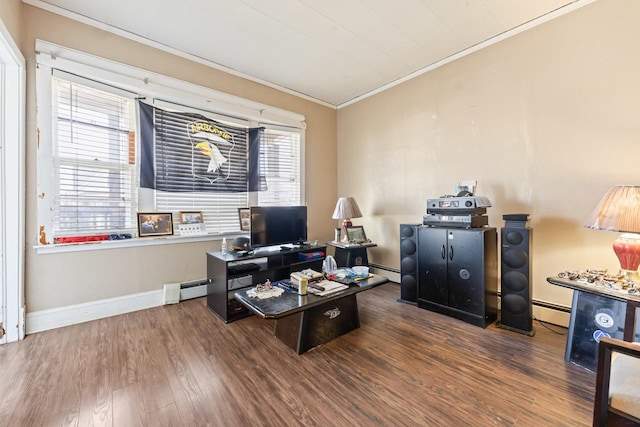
[139,102,258,193]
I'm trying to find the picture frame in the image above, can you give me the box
[346,225,367,244]
[238,208,251,231]
[179,211,203,224]
[137,213,174,237]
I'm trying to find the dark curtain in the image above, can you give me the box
[249,127,267,192]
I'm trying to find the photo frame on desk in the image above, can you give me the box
[238,208,251,231]
[346,225,367,244]
[138,213,174,237]
[179,211,203,224]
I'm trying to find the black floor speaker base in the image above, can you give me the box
[497,321,535,336]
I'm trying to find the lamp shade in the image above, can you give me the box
[584,185,640,281]
[584,185,640,233]
[332,197,362,220]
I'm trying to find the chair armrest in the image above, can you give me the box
[593,337,640,427]
[600,336,640,358]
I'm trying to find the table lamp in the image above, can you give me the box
[332,197,362,243]
[584,185,640,282]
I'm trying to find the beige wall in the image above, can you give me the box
[21,5,337,312]
[338,0,640,312]
[0,0,22,44]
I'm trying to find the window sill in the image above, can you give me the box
[34,233,231,255]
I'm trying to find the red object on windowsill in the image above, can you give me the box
[55,235,110,244]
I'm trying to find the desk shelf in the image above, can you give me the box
[327,241,377,267]
[206,246,326,323]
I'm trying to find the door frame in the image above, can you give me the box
[0,19,26,343]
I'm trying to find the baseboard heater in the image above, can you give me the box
[180,278,210,300]
[370,263,399,274]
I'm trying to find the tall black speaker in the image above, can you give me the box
[399,224,420,304]
[498,214,534,336]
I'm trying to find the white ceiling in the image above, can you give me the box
[25,0,593,107]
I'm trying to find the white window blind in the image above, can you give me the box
[257,127,302,206]
[52,73,137,236]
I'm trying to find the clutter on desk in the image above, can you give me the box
[290,269,324,285]
[246,280,284,299]
[557,269,639,294]
[326,267,373,284]
[352,266,370,277]
[322,255,337,274]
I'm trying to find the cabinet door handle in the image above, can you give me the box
[441,244,446,259]
[449,245,454,261]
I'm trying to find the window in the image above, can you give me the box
[257,127,302,206]
[51,73,137,237]
[146,103,303,233]
[147,102,252,232]
[35,41,306,247]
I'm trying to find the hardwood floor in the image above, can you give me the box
[0,283,595,426]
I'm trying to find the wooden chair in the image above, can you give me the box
[593,298,640,426]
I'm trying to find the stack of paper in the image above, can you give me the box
[308,280,349,297]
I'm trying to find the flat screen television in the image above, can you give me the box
[250,206,307,248]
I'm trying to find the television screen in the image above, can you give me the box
[250,206,307,248]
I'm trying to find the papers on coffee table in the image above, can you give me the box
[308,280,349,296]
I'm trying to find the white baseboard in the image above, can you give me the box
[26,290,163,334]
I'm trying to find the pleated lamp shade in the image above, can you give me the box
[584,185,640,280]
[584,185,640,232]
[332,197,362,220]
[332,197,362,242]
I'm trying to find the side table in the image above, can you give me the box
[547,276,640,372]
[326,241,377,267]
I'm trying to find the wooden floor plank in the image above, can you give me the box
[146,403,183,427]
[0,283,595,426]
[112,384,145,427]
[78,319,114,427]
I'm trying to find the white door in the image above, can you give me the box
[0,19,26,344]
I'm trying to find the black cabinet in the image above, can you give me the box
[206,246,326,323]
[417,227,497,327]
